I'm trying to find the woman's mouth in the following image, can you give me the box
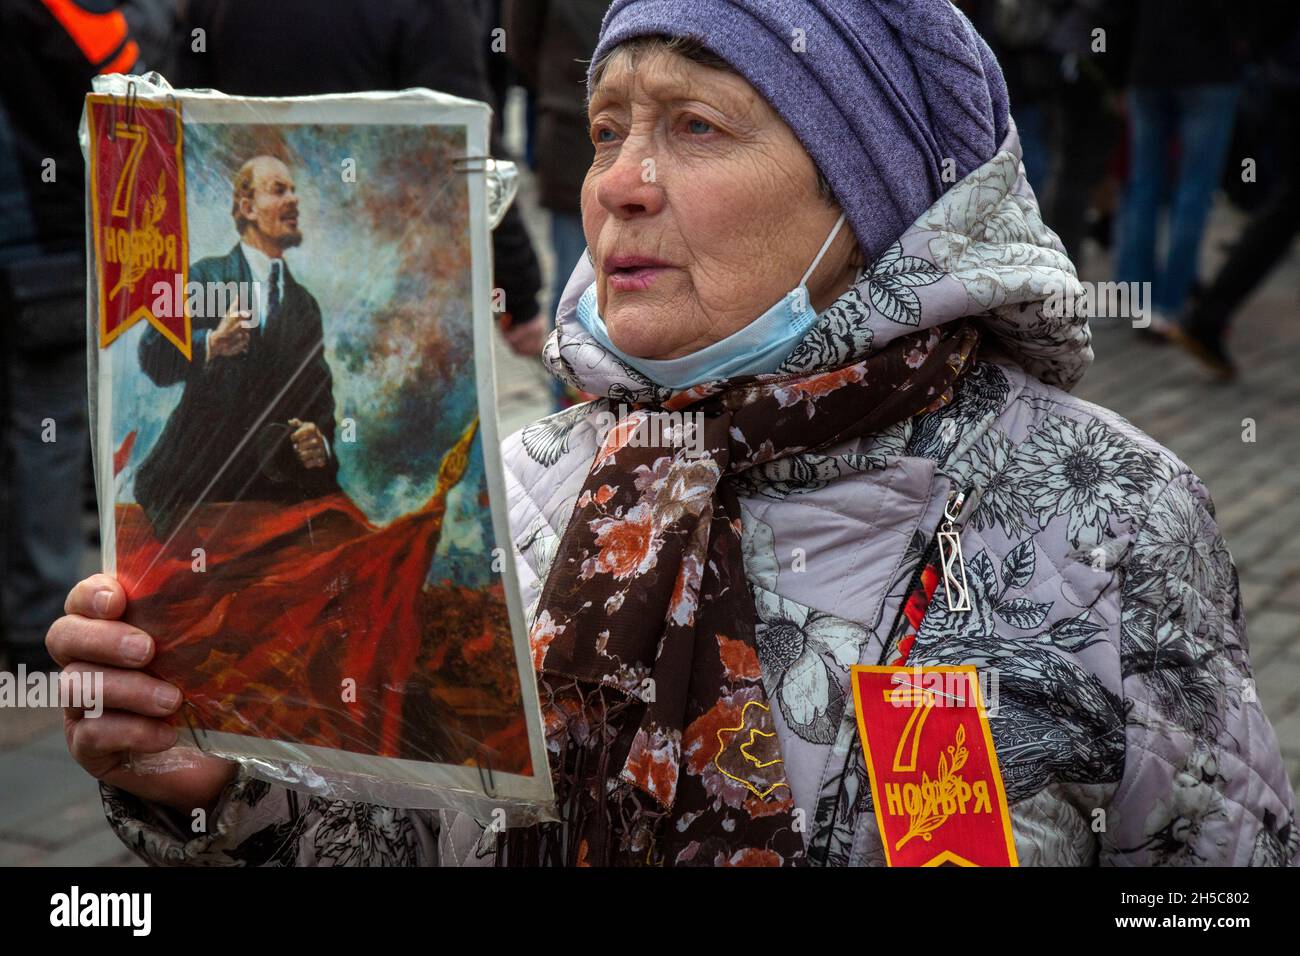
[605,255,670,293]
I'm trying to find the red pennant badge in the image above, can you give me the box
[87,95,190,357]
[851,665,1017,867]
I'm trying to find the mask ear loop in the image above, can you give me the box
[799,211,848,288]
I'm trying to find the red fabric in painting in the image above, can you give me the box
[111,419,531,770]
[117,490,439,758]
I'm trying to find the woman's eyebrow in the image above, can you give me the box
[590,74,750,118]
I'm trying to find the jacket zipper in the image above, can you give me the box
[878,483,977,665]
[936,486,975,612]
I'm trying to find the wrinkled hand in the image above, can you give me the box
[502,313,547,358]
[207,300,252,361]
[47,574,238,815]
[288,418,327,469]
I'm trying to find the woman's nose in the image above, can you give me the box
[595,138,665,220]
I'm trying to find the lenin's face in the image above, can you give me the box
[241,157,303,250]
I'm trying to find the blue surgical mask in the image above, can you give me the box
[576,212,849,390]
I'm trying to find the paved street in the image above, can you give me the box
[1,171,1296,865]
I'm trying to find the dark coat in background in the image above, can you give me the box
[0,0,173,259]
[134,244,340,538]
[505,0,609,218]
[1124,0,1254,89]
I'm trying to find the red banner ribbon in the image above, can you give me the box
[87,95,190,357]
[851,665,1017,866]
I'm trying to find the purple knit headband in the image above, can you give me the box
[588,0,1011,263]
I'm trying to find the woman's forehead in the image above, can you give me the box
[589,46,756,114]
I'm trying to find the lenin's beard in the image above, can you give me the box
[276,226,303,250]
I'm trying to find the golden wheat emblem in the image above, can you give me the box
[108,172,168,301]
[895,724,969,851]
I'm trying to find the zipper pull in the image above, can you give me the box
[937,486,977,612]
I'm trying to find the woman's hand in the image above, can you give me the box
[501,313,548,357]
[47,573,237,817]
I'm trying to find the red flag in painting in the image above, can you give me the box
[114,419,533,774]
[113,430,137,477]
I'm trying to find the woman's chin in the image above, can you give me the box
[604,312,676,360]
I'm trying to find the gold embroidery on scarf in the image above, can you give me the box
[714,700,790,799]
[740,728,781,768]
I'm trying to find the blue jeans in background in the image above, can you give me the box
[1115,84,1241,316]
[1015,102,1049,199]
[548,211,588,403]
[549,211,587,310]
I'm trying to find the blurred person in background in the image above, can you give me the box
[1168,8,1300,380]
[506,0,611,406]
[968,0,1127,260]
[172,0,546,359]
[506,1,609,324]
[484,0,517,136]
[0,0,173,673]
[1112,0,1253,335]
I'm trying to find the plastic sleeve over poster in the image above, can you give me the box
[81,72,555,826]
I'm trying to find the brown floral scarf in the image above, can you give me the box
[500,321,980,866]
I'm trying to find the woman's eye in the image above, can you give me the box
[593,126,617,145]
[685,118,714,135]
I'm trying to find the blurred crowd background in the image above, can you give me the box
[1,0,1298,677]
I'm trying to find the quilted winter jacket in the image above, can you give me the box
[100,131,1299,868]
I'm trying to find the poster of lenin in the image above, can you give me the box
[87,85,550,817]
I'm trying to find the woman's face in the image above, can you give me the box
[583,46,862,360]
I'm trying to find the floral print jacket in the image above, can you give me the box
[101,127,1299,867]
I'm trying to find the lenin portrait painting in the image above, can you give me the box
[99,110,538,789]
[133,155,341,539]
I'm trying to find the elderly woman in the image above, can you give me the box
[53,0,1296,867]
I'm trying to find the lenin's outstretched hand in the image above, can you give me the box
[207,300,252,361]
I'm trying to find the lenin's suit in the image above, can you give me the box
[134,244,341,538]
